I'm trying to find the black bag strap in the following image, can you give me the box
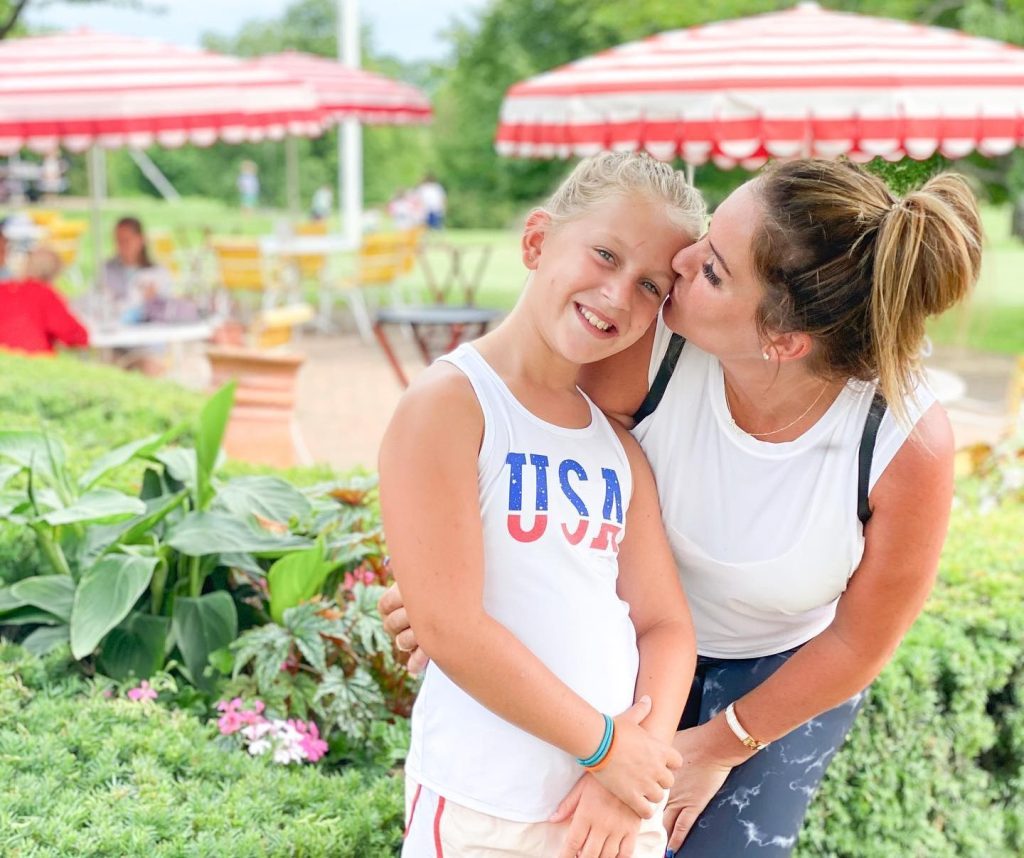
[632,334,686,424]
[857,390,888,526]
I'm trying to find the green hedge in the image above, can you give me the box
[800,501,1024,857]
[0,351,201,465]
[0,645,404,857]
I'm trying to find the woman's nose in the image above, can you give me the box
[672,242,703,280]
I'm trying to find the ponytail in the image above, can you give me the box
[872,175,981,423]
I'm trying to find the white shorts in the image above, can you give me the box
[401,777,668,858]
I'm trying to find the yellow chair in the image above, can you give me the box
[150,231,180,277]
[43,219,88,285]
[28,210,61,228]
[291,220,329,283]
[336,230,424,340]
[211,238,274,295]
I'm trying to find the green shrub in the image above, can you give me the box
[0,643,404,857]
[799,500,1024,857]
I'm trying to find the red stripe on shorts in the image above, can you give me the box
[403,783,423,839]
[433,796,447,857]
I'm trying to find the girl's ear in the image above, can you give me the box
[522,209,550,271]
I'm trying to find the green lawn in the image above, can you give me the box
[7,195,1021,354]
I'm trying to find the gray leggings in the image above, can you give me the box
[672,648,866,857]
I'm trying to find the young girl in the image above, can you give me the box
[378,153,704,858]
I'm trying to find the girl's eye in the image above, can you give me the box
[701,260,722,287]
[641,279,661,297]
[595,248,614,262]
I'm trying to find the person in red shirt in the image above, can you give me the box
[0,245,89,355]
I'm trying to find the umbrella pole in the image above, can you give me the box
[87,145,106,291]
[285,136,301,216]
[338,0,363,247]
[686,162,695,187]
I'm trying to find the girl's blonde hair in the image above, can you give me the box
[544,151,706,239]
[751,159,982,425]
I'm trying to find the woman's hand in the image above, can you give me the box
[589,697,681,820]
[551,774,644,858]
[663,721,742,852]
[377,582,428,674]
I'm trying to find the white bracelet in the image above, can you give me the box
[724,702,769,752]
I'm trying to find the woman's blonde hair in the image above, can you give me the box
[544,151,706,239]
[751,159,982,424]
[24,245,63,282]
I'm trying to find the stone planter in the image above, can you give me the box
[205,346,309,468]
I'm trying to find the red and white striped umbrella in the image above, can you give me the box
[0,30,326,156]
[496,2,1024,168]
[254,52,432,124]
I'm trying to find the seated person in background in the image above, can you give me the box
[101,216,172,323]
[0,245,88,355]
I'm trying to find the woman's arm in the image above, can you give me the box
[41,286,89,348]
[665,403,956,848]
[379,363,679,818]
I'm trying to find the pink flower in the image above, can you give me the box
[289,719,328,763]
[126,680,157,702]
[216,698,267,735]
[218,710,244,735]
[238,700,266,726]
[217,697,243,713]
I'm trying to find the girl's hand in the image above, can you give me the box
[663,724,736,852]
[590,697,681,819]
[377,582,428,674]
[551,774,644,858]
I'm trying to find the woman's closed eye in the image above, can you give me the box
[702,260,722,287]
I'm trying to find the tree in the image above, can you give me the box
[0,0,154,40]
[433,0,1024,225]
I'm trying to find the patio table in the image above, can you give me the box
[87,319,219,382]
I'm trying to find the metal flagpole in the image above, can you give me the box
[338,0,362,247]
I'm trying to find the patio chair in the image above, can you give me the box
[43,218,87,287]
[292,220,329,284]
[28,209,61,228]
[333,229,423,341]
[150,231,181,277]
[210,237,281,316]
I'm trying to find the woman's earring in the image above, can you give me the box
[762,351,771,361]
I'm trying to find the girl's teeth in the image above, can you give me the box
[580,307,611,331]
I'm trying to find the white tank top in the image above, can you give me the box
[631,316,935,659]
[405,344,638,822]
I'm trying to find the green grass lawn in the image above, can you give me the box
[927,203,1024,354]
[7,195,1022,354]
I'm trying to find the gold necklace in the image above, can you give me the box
[725,378,831,438]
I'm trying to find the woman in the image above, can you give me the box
[380,158,981,856]
[100,216,173,374]
[0,245,88,355]
[101,216,172,324]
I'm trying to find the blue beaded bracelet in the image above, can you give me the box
[577,713,614,768]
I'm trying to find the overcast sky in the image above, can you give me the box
[26,0,489,61]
